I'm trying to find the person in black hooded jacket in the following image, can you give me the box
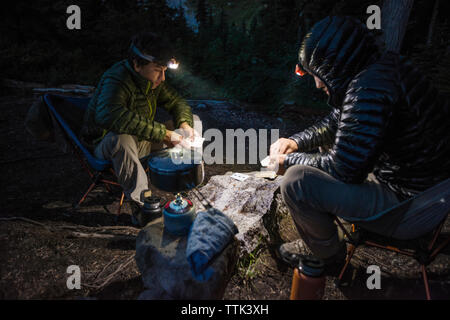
[270,16,450,270]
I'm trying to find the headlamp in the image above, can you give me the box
[131,44,179,69]
[167,59,179,70]
[295,64,306,77]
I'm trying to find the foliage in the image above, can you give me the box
[237,251,260,282]
[236,238,265,283]
[2,0,449,112]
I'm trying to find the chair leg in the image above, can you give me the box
[104,182,113,194]
[74,181,97,209]
[117,192,125,215]
[335,218,356,244]
[337,244,356,285]
[74,147,94,179]
[421,265,432,300]
[428,221,445,251]
[430,236,450,260]
[74,172,102,209]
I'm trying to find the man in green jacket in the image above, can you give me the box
[81,32,198,209]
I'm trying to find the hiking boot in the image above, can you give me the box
[278,239,347,274]
[277,239,313,268]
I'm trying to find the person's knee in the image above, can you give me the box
[280,165,310,203]
[110,134,138,155]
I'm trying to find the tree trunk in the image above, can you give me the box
[381,0,414,53]
[426,0,440,47]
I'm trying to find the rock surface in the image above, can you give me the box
[187,172,284,255]
[135,172,286,299]
[135,217,238,300]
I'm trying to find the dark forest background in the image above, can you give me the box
[1,0,449,113]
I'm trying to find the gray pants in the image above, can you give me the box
[281,165,409,260]
[94,115,202,206]
[94,132,153,206]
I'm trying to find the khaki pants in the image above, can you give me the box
[94,115,202,206]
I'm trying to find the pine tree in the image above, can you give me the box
[196,0,208,31]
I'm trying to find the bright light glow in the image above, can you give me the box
[168,59,179,69]
[295,64,306,77]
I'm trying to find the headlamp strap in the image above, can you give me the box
[131,44,156,62]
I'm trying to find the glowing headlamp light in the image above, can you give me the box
[295,64,306,77]
[167,59,179,70]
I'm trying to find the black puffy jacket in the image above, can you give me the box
[285,16,450,200]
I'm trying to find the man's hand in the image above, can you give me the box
[270,138,298,156]
[266,154,287,175]
[179,122,197,141]
[164,129,183,148]
[163,122,197,147]
[178,122,204,150]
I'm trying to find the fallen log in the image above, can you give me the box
[1,78,45,89]
[68,231,136,241]
[1,78,95,95]
[32,87,93,95]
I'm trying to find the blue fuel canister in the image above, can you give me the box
[163,193,196,236]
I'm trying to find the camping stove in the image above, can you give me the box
[162,193,196,236]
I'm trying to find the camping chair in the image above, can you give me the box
[43,93,126,214]
[334,178,450,300]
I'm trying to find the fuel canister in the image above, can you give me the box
[163,193,196,236]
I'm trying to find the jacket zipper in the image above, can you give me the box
[144,81,155,119]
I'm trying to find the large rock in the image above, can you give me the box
[135,172,288,299]
[135,217,238,300]
[187,172,283,255]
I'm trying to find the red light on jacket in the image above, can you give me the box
[295,64,306,77]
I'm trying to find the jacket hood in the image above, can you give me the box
[299,16,380,108]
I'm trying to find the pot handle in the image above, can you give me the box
[187,183,213,210]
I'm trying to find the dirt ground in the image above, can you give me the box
[1,93,449,300]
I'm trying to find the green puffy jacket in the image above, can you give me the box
[80,60,193,148]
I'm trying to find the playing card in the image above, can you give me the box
[230,173,250,181]
[180,136,205,150]
[253,171,277,180]
[190,136,205,148]
[260,156,273,167]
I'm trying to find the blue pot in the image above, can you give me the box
[148,148,204,192]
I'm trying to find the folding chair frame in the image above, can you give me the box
[43,94,126,215]
[71,143,126,215]
[334,215,450,300]
[72,146,150,214]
